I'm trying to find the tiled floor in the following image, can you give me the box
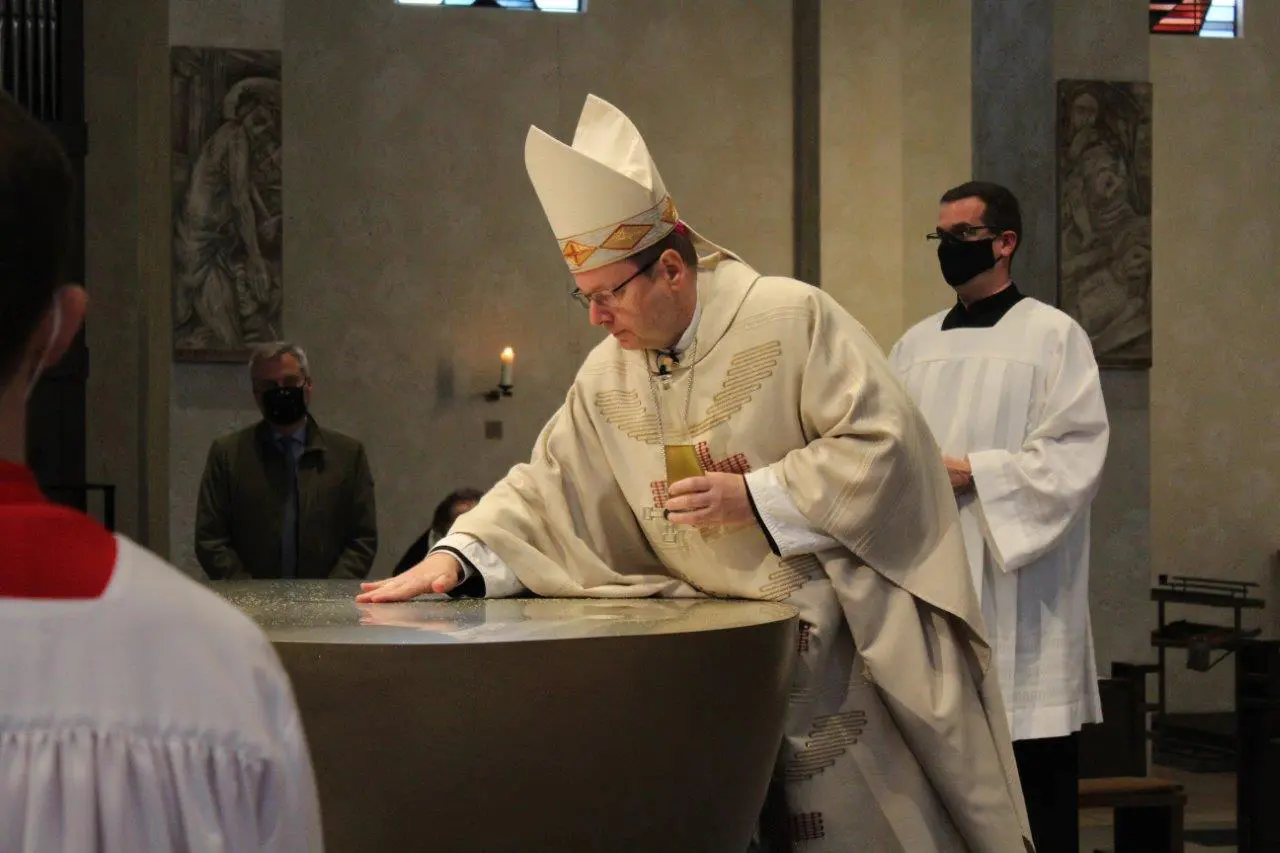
[1079,766,1236,852]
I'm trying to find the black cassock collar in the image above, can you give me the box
[941,283,1025,331]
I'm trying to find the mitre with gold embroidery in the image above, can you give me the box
[524,94,729,274]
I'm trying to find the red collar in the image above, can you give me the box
[0,462,117,599]
[0,461,47,505]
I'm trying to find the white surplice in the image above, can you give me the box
[890,296,1110,741]
[0,538,323,852]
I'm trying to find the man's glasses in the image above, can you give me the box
[253,375,306,394]
[925,224,1003,244]
[569,259,657,310]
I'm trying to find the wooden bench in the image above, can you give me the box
[1078,776,1186,852]
[1078,663,1186,853]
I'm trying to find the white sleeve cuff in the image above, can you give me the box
[744,467,844,558]
[432,533,527,598]
[967,448,1024,572]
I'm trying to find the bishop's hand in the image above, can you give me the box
[665,473,754,528]
[356,551,462,603]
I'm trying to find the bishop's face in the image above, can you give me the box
[573,253,686,351]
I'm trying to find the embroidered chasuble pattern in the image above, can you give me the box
[791,813,826,843]
[784,710,869,783]
[761,554,822,601]
[593,339,784,444]
[594,338,784,553]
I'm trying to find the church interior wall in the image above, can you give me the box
[163,0,794,578]
[84,0,170,554]
[84,4,149,547]
[1053,0,1155,702]
[1150,3,1280,710]
[819,0,970,352]
[81,0,1280,718]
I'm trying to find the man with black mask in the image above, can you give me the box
[889,181,1110,853]
[196,342,377,579]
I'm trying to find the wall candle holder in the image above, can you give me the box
[485,347,515,401]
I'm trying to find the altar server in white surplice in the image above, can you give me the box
[359,95,1034,852]
[0,91,322,853]
[891,180,1110,853]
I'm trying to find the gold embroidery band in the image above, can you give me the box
[558,196,680,272]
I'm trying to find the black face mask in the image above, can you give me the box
[937,237,998,288]
[262,385,308,426]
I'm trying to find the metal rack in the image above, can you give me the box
[1150,574,1265,771]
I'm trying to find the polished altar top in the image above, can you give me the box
[212,579,797,645]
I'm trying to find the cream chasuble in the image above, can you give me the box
[449,254,1033,852]
[890,297,1109,742]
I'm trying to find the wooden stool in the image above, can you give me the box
[1079,776,1186,853]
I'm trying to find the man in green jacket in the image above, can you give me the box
[196,342,377,579]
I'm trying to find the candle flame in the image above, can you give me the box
[500,347,515,363]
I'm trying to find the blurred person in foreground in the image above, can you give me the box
[0,91,322,852]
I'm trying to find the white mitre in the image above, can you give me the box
[525,94,727,273]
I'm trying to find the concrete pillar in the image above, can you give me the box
[85,0,171,554]
[970,0,1152,672]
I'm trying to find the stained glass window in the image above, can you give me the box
[395,0,582,11]
[1150,1,1240,38]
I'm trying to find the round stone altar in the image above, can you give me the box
[215,580,798,853]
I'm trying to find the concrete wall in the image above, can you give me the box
[1055,0,1156,679]
[164,0,793,577]
[84,0,170,553]
[85,4,144,543]
[1151,5,1280,709]
[165,0,973,576]
[899,1,974,328]
[87,3,1280,717]
[820,0,968,350]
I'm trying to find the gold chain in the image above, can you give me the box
[648,339,697,469]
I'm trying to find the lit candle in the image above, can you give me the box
[500,347,514,387]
